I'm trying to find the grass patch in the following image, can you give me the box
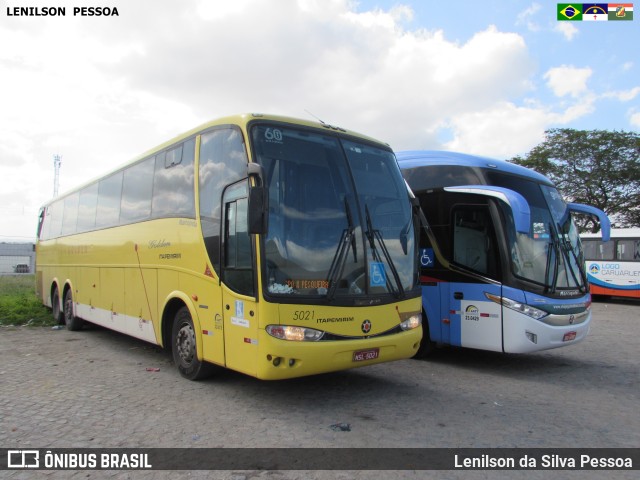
[0,275,55,326]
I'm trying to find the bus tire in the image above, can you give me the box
[172,307,214,380]
[63,289,84,331]
[413,310,435,359]
[52,286,64,325]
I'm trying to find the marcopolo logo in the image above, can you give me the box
[361,319,372,334]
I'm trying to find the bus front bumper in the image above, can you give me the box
[502,309,592,353]
[254,327,422,380]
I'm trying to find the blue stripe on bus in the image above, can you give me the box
[587,275,638,290]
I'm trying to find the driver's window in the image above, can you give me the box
[452,206,499,278]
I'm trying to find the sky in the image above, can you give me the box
[0,0,638,241]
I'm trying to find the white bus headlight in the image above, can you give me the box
[400,313,422,331]
[485,293,548,320]
[266,325,325,341]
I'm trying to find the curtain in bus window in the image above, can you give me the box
[199,128,248,275]
[152,139,196,218]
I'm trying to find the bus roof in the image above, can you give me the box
[396,150,552,185]
[41,113,388,205]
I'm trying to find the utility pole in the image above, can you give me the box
[53,154,62,197]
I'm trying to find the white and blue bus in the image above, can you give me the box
[581,228,640,299]
[398,151,610,356]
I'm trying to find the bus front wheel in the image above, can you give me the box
[172,307,214,380]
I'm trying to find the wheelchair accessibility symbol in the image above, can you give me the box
[370,262,387,287]
[420,248,434,267]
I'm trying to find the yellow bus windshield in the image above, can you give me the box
[251,124,417,301]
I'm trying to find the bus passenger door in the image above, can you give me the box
[449,205,503,352]
[220,181,259,376]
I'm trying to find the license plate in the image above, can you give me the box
[563,331,577,342]
[353,348,379,362]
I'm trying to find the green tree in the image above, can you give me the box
[510,128,640,231]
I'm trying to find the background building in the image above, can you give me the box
[0,243,35,274]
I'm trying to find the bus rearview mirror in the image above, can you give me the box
[248,186,268,234]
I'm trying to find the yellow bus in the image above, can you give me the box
[36,114,422,380]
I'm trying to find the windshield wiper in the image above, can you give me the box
[548,222,585,293]
[544,222,560,294]
[544,222,560,293]
[559,228,588,293]
[326,198,357,300]
[365,205,405,298]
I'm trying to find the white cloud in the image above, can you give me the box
[602,86,640,102]
[516,2,542,32]
[443,102,549,158]
[544,65,592,97]
[630,110,640,128]
[554,22,579,41]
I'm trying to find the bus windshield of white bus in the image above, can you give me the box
[488,173,586,292]
[251,124,416,300]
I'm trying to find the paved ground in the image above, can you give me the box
[0,299,638,480]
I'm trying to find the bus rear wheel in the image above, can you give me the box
[172,307,214,380]
[52,287,64,324]
[63,289,84,331]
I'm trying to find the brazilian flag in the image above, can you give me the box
[558,3,583,20]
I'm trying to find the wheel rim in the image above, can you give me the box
[176,322,196,365]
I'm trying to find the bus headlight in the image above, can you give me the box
[485,293,548,320]
[266,325,325,341]
[400,313,422,331]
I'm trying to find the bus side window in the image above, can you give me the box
[617,240,640,261]
[582,239,597,260]
[152,139,196,219]
[120,157,154,224]
[77,183,99,233]
[37,208,46,240]
[61,193,80,236]
[222,183,254,297]
[47,201,64,239]
[598,240,615,260]
[96,172,123,229]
